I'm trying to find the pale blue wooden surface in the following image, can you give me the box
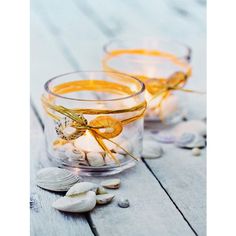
[30,1,206,235]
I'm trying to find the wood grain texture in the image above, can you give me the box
[30,108,93,236]
[30,0,206,235]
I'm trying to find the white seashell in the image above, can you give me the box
[96,186,108,195]
[142,140,163,159]
[174,120,206,137]
[192,147,201,156]
[36,167,81,192]
[52,191,96,213]
[87,152,105,167]
[96,193,115,205]
[65,148,86,161]
[56,143,74,153]
[175,133,195,147]
[66,182,98,197]
[104,153,125,165]
[74,135,115,152]
[101,178,121,189]
[63,127,77,138]
[184,133,206,148]
[118,198,130,208]
[114,141,133,154]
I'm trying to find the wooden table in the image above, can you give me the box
[30,0,206,235]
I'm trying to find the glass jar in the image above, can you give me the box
[103,38,192,124]
[42,71,146,176]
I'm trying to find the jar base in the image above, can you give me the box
[46,151,136,176]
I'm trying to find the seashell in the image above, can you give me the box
[96,193,115,205]
[175,133,195,147]
[56,143,74,153]
[142,140,163,159]
[96,186,108,195]
[104,153,125,165]
[65,148,86,161]
[155,131,175,144]
[173,120,206,137]
[52,191,96,213]
[101,178,121,189]
[74,135,115,152]
[62,126,77,138]
[36,167,82,192]
[114,141,133,154]
[118,198,129,208]
[87,152,105,167]
[192,147,201,156]
[66,182,98,197]
[184,133,206,148]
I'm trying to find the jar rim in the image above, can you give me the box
[44,70,145,102]
[103,37,192,61]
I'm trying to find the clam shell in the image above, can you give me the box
[155,131,176,144]
[142,140,163,159]
[173,120,206,137]
[65,148,86,161]
[66,182,98,197]
[87,152,105,167]
[101,178,121,189]
[52,191,96,213]
[104,153,125,165]
[36,167,82,192]
[96,186,108,195]
[175,133,195,147]
[184,133,206,148]
[96,193,115,205]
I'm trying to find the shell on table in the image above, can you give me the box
[64,148,86,161]
[36,167,82,192]
[96,193,115,205]
[101,178,121,189]
[66,182,98,197]
[52,191,96,213]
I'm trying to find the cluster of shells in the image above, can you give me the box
[143,119,206,158]
[36,167,126,213]
[53,137,134,167]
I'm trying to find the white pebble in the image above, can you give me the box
[192,148,201,156]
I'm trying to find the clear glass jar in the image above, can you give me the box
[103,38,192,124]
[42,71,146,176]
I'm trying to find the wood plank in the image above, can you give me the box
[30,107,93,236]
[73,1,206,235]
[86,163,195,236]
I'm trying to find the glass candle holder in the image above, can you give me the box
[42,71,146,176]
[103,38,192,124]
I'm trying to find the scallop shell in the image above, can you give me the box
[66,182,98,197]
[96,193,115,205]
[142,140,164,159]
[87,152,105,167]
[52,191,96,213]
[36,167,82,192]
[101,179,121,189]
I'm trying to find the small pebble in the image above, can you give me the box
[118,198,130,208]
[192,148,201,156]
